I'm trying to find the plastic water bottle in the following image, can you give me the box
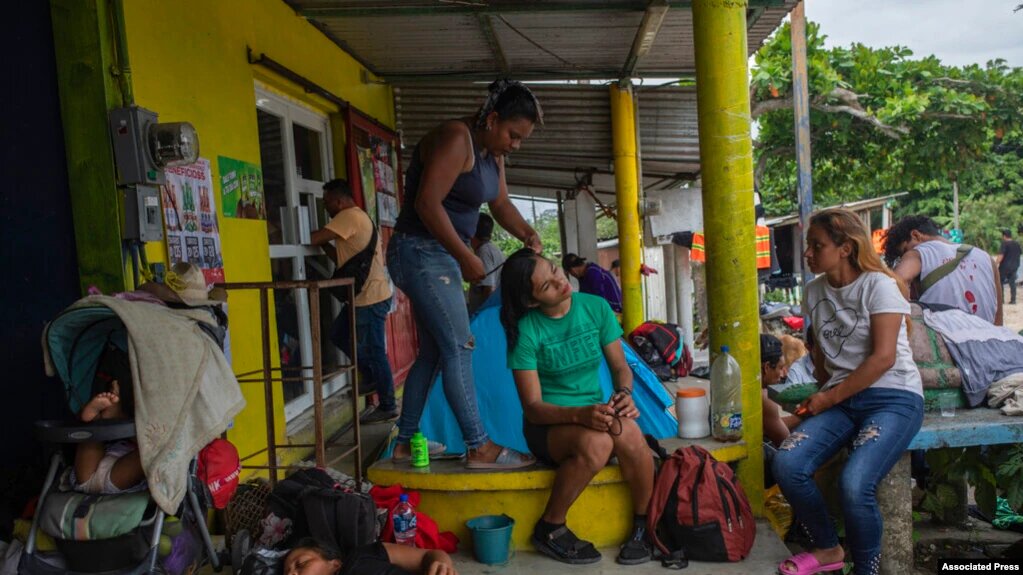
[393,494,417,547]
[410,431,430,468]
[710,345,743,442]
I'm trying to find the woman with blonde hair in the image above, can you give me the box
[773,209,922,575]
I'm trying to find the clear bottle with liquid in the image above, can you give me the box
[392,494,417,547]
[710,345,743,442]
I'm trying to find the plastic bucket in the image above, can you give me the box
[465,514,515,565]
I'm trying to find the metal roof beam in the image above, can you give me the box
[381,69,696,83]
[477,15,509,75]
[622,0,670,77]
[298,1,786,18]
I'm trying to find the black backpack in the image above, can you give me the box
[261,468,376,552]
[330,217,379,303]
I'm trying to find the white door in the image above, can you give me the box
[255,85,345,421]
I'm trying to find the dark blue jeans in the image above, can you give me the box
[330,297,397,412]
[772,387,923,575]
[386,233,488,448]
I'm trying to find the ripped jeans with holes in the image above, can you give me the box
[386,232,489,449]
[772,387,923,575]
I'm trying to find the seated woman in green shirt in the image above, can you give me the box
[499,248,654,566]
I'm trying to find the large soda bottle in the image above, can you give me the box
[710,345,743,442]
[392,494,417,547]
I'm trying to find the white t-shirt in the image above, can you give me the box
[475,241,505,289]
[915,240,997,324]
[806,271,922,397]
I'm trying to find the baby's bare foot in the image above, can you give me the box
[81,392,119,422]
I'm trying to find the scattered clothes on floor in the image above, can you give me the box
[969,498,1023,533]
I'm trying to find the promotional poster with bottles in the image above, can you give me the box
[160,157,225,286]
[217,156,266,220]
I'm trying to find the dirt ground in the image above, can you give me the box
[1004,300,1023,333]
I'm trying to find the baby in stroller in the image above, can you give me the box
[72,344,146,495]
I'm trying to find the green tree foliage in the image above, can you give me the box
[751,21,1023,252]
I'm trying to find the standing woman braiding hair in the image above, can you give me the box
[386,80,543,469]
[772,208,922,575]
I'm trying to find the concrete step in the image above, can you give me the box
[450,520,788,575]
[367,436,746,550]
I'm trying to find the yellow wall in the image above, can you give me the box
[122,0,394,470]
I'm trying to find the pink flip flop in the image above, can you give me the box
[778,552,845,575]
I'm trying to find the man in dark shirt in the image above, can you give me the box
[562,253,623,313]
[998,228,1021,305]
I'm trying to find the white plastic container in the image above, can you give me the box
[676,387,710,439]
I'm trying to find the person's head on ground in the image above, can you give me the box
[806,209,909,298]
[475,79,543,158]
[501,248,573,350]
[1003,228,1014,241]
[322,179,356,217]
[760,334,787,387]
[472,213,495,250]
[561,253,588,279]
[611,259,621,280]
[882,215,944,267]
[283,538,342,575]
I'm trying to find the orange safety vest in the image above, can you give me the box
[691,232,705,263]
[755,225,771,269]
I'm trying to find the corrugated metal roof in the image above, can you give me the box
[394,82,701,195]
[289,0,798,81]
[766,193,908,228]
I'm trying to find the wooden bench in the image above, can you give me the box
[877,407,1023,573]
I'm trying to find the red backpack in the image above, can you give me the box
[646,445,755,567]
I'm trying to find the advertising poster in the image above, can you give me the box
[218,156,266,219]
[357,147,377,223]
[160,158,226,286]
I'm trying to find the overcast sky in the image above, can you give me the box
[804,0,1023,67]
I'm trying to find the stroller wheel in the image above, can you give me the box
[231,529,253,570]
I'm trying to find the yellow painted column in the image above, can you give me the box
[610,81,644,333]
[691,0,764,513]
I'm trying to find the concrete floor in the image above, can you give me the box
[449,520,789,575]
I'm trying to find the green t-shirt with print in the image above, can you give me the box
[508,292,623,407]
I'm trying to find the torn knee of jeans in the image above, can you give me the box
[852,424,881,449]
[779,431,808,451]
[438,275,452,285]
[462,335,476,350]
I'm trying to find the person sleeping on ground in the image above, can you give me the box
[282,537,457,575]
[499,248,654,566]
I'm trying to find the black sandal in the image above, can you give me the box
[616,524,653,565]
[531,524,602,565]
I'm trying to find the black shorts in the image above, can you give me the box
[523,421,555,467]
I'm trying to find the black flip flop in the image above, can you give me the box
[531,525,602,565]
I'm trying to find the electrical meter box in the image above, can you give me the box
[110,106,164,186]
[123,185,164,242]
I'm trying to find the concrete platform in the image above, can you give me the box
[450,520,789,575]
[367,436,746,551]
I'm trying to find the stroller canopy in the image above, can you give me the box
[44,305,129,415]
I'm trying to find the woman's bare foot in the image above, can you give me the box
[391,442,411,460]
[80,392,119,422]
[811,546,844,566]
[465,440,503,463]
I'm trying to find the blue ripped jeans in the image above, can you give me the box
[386,233,488,448]
[772,387,923,575]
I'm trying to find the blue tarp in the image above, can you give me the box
[416,301,678,455]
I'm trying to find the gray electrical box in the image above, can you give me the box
[123,185,164,242]
[110,106,164,185]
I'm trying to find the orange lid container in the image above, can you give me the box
[676,388,706,398]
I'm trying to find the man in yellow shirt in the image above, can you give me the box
[310,179,397,424]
